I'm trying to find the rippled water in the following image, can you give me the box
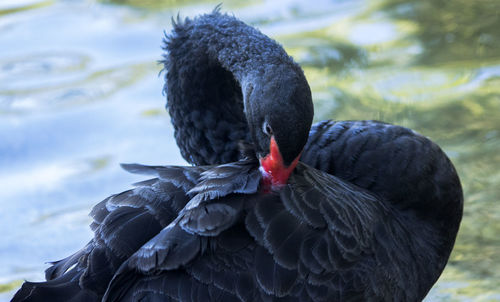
[1,0,499,301]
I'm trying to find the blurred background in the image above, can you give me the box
[0,0,499,301]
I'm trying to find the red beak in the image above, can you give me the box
[259,136,301,189]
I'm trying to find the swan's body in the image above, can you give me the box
[13,10,462,302]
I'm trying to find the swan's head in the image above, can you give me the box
[244,64,313,188]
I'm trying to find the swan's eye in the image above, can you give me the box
[263,121,273,137]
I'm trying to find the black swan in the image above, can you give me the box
[12,10,463,302]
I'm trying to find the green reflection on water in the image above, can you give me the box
[382,0,500,65]
[0,1,53,17]
[100,0,256,10]
[0,280,22,294]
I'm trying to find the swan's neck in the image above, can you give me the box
[163,12,299,166]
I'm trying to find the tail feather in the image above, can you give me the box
[12,268,98,302]
[44,244,90,281]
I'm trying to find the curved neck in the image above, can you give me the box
[163,11,301,165]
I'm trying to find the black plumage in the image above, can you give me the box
[12,9,463,302]
[164,9,313,166]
